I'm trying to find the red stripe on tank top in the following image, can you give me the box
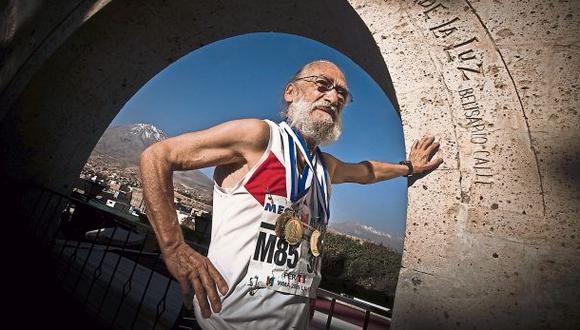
[244,151,287,206]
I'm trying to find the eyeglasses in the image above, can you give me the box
[293,75,353,105]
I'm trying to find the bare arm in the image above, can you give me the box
[140,119,269,317]
[323,135,443,184]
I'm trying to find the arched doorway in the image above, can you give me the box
[76,31,406,327]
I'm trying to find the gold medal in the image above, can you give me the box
[285,218,303,245]
[310,229,321,256]
[275,212,292,238]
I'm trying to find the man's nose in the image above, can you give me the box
[323,88,340,106]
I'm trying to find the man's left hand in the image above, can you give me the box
[409,135,443,175]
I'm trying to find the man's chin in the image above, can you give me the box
[305,122,341,146]
[286,101,341,145]
[311,108,336,123]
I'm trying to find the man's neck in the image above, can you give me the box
[286,121,319,155]
[296,126,318,155]
[303,136,318,156]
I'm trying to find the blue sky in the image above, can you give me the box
[111,33,408,238]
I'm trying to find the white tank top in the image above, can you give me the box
[194,120,331,329]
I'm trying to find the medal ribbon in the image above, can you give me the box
[280,122,330,223]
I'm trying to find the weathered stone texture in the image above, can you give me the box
[469,0,580,231]
[403,170,461,273]
[0,0,112,120]
[396,233,580,329]
[354,1,580,328]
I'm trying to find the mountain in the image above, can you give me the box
[90,123,213,192]
[328,221,403,252]
[93,123,169,166]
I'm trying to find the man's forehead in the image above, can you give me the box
[301,62,347,84]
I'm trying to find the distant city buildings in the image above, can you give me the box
[77,154,212,232]
[130,187,145,211]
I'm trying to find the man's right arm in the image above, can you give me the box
[139,119,269,318]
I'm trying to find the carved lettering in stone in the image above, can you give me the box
[445,37,483,80]
[414,1,484,80]
[412,1,494,184]
[458,88,493,184]
[415,0,450,21]
[429,17,460,38]
[423,3,448,19]
[414,0,439,8]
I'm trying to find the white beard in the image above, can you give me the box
[286,97,342,146]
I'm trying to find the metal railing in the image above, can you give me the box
[22,185,195,329]
[19,185,391,330]
[315,289,391,330]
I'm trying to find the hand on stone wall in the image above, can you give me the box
[407,135,443,184]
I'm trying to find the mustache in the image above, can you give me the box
[311,101,338,116]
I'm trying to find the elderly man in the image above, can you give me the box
[140,60,442,329]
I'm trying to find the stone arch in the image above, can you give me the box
[1,1,578,328]
[0,0,397,190]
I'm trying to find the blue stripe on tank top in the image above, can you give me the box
[288,135,297,202]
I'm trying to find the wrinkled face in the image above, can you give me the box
[284,62,350,146]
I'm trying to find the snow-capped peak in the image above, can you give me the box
[130,123,168,142]
[360,224,392,239]
[328,221,402,251]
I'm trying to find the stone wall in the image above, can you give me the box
[1,0,578,328]
[353,0,579,328]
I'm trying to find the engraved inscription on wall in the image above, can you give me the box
[413,0,493,184]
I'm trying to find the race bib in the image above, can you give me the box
[246,194,322,298]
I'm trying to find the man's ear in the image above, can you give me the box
[284,83,295,103]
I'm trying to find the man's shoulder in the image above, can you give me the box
[222,118,271,151]
[320,151,338,164]
[228,118,270,137]
[319,151,340,178]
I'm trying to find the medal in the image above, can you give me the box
[310,229,321,256]
[285,218,304,245]
[275,212,293,238]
